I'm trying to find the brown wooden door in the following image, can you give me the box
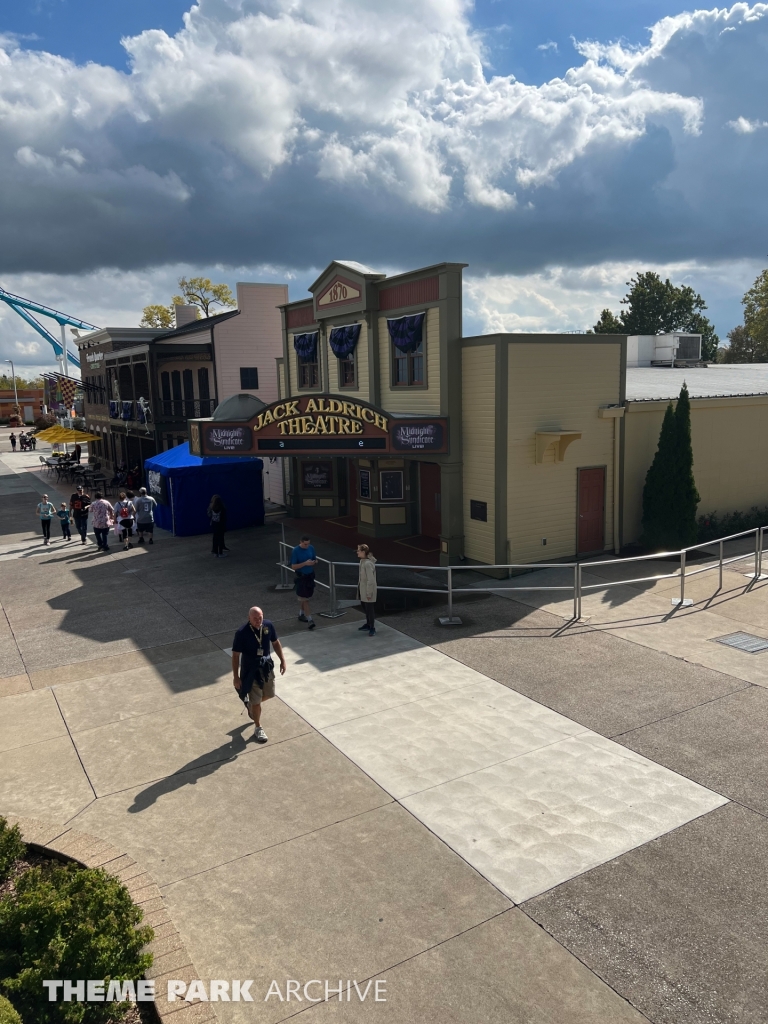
[577,468,605,554]
[419,462,442,537]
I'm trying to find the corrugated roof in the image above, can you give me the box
[626,366,768,401]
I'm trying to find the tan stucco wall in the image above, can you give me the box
[507,342,622,562]
[378,307,441,414]
[623,394,768,544]
[461,344,496,563]
[214,283,287,404]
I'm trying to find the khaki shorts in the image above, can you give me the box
[244,671,275,705]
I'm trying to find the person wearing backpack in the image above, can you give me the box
[134,487,157,545]
[36,493,56,545]
[208,495,228,557]
[113,491,136,551]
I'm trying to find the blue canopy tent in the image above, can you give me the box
[144,443,264,537]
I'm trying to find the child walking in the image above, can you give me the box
[57,503,72,541]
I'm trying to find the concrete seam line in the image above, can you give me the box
[1,812,218,1023]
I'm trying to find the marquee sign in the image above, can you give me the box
[188,395,449,457]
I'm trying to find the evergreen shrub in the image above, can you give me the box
[0,995,21,1024]
[0,863,153,1024]
[0,821,25,884]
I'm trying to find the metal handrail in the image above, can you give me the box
[276,524,768,624]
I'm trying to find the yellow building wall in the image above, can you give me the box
[507,342,621,562]
[623,395,768,543]
[462,345,496,563]
[326,323,370,398]
[378,306,441,414]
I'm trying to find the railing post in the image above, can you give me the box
[671,549,692,607]
[719,538,723,591]
[573,564,579,621]
[275,523,294,590]
[439,565,462,625]
[320,560,346,618]
[753,527,764,581]
[577,563,582,620]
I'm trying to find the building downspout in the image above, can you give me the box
[210,323,220,413]
[599,404,625,555]
[613,415,621,554]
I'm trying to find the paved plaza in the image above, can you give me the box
[2,431,768,1022]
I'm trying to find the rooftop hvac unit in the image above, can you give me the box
[674,334,701,361]
[627,333,702,367]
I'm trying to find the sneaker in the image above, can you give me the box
[368,628,376,636]
[253,726,268,744]
[138,536,144,545]
[220,551,229,557]
[128,542,133,549]
[81,538,86,545]
[358,624,369,631]
[308,620,316,630]
[149,538,153,545]
[299,614,308,622]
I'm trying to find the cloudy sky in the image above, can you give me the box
[1,0,766,375]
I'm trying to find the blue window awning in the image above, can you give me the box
[329,323,361,358]
[387,312,425,353]
[293,332,318,362]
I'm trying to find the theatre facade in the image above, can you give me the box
[191,259,469,562]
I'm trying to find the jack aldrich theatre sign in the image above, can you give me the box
[189,396,449,457]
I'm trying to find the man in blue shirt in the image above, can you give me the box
[290,534,317,630]
[232,605,286,744]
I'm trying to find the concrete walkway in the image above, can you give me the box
[3,428,768,1022]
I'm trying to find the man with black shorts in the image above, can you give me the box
[69,485,91,545]
[290,535,317,630]
[232,605,286,744]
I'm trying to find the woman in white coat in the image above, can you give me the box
[357,544,378,636]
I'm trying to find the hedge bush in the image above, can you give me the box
[697,507,768,543]
[0,862,153,1024]
[0,822,25,885]
[0,995,21,1024]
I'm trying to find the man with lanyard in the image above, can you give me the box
[290,535,317,630]
[69,485,92,545]
[231,606,286,744]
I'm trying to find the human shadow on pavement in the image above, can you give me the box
[127,725,252,813]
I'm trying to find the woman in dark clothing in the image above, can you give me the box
[208,494,228,557]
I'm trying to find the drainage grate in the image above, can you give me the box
[713,632,768,654]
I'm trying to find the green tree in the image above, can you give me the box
[139,304,174,329]
[722,324,764,362]
[641,383,700,550]
[591,309,623,333]
[742,268,768,356]
[592,271,719,359]
[172,277,235,317]
[0,375,43,390]
[674,382,700,546]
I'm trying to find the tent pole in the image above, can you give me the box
[170,478,176,537]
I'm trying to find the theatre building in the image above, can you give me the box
[190,258,768,567]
